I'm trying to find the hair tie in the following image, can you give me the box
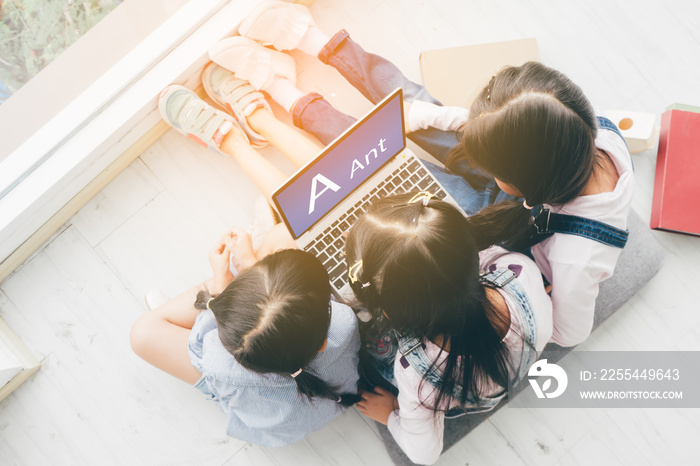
[206,297,214,311]
[523,200,533,210]
[349,259,363,284]
[291,368,303,378]
[407,191,434,206]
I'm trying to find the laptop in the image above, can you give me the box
[271,88,464,298]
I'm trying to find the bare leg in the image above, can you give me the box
[130,283,210,384]
[246,107,324,169]
[219,124,289,202]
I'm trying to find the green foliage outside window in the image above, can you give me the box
[0,0,123,104]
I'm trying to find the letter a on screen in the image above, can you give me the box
[309,174,340,214]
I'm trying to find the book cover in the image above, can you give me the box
[650,105,700,235]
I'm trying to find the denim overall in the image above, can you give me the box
[527,116,631,249]
[359,268,538,417]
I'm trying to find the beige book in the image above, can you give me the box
[419,38,540,108]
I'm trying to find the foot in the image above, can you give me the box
[238,0,314,51]
[158,84,244,155]
[202,62,272,149]
[208,36,296,91]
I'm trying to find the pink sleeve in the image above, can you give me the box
[386,356,445,464]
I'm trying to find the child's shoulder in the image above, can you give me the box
[478,246,539,275]
[327,300,360,353]
[330,300,359,332]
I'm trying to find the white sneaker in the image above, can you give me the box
[238,0,314,51]
[158,84,241,155]
[144,290,170,311]
[201,62,271,149]
[208,36,296,91]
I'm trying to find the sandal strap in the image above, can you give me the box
[182,99,228,143]
[220,79,269,144]
[230,88,266,117]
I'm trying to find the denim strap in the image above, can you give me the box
[480,269,537,350]
[530,205,629,248]
[597,116,624,138]
[397,335,491,405]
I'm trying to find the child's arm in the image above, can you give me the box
[548,261,603,347]
[386,370,445,465]
[206,236,234,294]
[406,100,470,133]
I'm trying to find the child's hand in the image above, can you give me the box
[224,226,257,270]
[208,238,234,294]
[357,387,399,425]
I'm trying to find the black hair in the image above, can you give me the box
[345,193,512,412]
[195,249,360,406]
[447,61,600,250]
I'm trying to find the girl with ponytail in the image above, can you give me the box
[130,231,360,447]
[347,193,553,465]
[444,62,634,348]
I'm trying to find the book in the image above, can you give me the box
[650,104,700,236]
[419,38,540,107]
[599,109,659,154]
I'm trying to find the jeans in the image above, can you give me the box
[290,30,512,216]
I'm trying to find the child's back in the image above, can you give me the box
[188,299,359,446]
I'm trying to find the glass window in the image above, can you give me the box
[0,1,125,105]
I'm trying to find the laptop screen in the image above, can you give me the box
[272,89,406,239]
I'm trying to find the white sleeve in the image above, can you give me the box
[408,100,470,133]
[548,261,604,347]
[386,359,444,465]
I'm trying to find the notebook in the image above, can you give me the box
[650,103,700,236]
[419,38,540,107]
[271,88,462,297]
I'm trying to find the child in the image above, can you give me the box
[130,232,361,447]
[131,82,362,445]
[219,1,634,347]
[345,193,553,464]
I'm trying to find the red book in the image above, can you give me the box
[651,104,700,236]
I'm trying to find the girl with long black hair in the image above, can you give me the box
[345,193,552,464]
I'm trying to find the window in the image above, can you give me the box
[0,0,259,272]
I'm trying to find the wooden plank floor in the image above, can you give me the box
[2,0,700,464]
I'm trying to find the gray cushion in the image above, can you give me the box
[375,209,665,465]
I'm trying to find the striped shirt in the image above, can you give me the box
[188,300,360,447]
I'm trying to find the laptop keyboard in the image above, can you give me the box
[305,158,448,291]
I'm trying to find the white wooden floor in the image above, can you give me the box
[2,0,700,465]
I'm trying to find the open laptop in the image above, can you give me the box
[271,88,464,298]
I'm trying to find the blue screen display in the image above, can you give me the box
[273,91,405,238]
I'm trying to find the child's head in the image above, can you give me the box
[345,193,511,409]
[345,192,482,338]
[195,249,353,403]
[448,61,598,208]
